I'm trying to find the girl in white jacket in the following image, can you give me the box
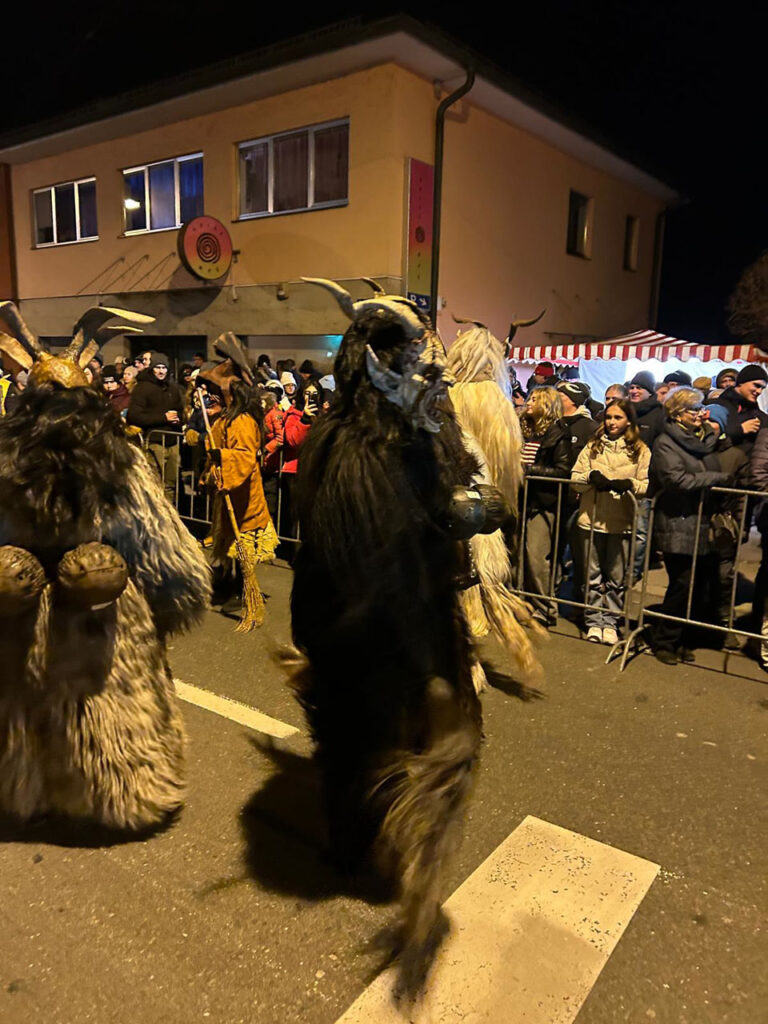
[571,398,650,644]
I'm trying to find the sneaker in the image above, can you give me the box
[722,632,741,652]
[654,648,678,665]
[586,626,603,643]
[602,627,619,646]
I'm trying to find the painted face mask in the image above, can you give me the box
[302,277,451,433]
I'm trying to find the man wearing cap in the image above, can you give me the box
[709,364,768,453]
[628,371,666,448]
[556,380,599,458]
[527,361,559,393]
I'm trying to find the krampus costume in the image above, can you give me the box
[290,278,506,998]
[446,315,545,679]
[198,333,277,627]
[0,303,210,831]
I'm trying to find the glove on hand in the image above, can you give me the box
[208,448,223,467]
[475,484,512,534]
[609,478,633,494]
[588,470,611,491]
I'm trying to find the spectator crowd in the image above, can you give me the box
[2,342,768,670]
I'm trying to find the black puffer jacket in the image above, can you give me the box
[633,395,666,448]
[127,353,184,433]
[650,421,730,554]
[525,420,572,514]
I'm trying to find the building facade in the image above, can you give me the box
[0,21,675,372]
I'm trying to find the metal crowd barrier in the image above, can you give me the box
[613,485,768,672]
[142,427,301,549]
[512,474,641,641]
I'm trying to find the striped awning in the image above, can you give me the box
[508,329,767,364]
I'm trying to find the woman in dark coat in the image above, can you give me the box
[649,387,732,663]
[519,386,571,625]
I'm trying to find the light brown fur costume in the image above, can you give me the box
[447,324,542,680]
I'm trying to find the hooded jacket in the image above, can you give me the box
[127,352,184,433]
[650,420,730,554]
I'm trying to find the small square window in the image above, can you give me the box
[566,190,592,258]
[624,215,640,271]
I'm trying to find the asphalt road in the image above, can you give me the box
[1,563,766,1024]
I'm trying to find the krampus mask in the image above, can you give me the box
[196,331,254,405]
[302,277,451,432]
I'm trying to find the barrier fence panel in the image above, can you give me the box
[614,485,768,672]
[143,428,301,549]
[512,475,642,642]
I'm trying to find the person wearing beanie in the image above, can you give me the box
[528,361,559,392]
[101,364,131,414]
[709,363,768,452]
[127,352,184,501]
[299,359,319,381]
[628,371,665,448]
[693,375,712,399]
[279,371,298,410]
[663,369,693,387]
[556,380,598,459]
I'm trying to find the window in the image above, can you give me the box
[33,177,98,246]
[566,190,593,258]
[623,215,640,271]
[238,119,349,219]
[122,153,203,234]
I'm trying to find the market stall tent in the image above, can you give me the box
[508,329,768,405]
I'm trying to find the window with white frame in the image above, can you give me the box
[238,119,349,219]
[33,178,98,246]
[122,153,204,234]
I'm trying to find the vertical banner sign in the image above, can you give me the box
[405,158,434,314]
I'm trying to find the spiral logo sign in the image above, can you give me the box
[178,216,233,280]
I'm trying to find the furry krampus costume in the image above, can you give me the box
[0,304,210,831]
[198,333,277,629]
[290,279,497,999]
[446,316,545,679]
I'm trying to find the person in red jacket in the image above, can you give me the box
[261,390,284,523]
[280,379,324,556]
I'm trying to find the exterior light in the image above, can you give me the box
[124,198,141,210]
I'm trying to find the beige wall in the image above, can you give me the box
[390,68,665,346]
[10,61,666,349]
[11,65,407,305]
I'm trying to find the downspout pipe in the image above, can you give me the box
[430,68,475,327]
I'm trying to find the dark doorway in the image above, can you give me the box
[129,336,207,378]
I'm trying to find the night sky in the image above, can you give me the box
[1,2,763,343]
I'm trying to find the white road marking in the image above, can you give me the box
[174,679,300,739]
[336,814,659,1023]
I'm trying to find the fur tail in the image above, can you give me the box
[374,678,480,1002]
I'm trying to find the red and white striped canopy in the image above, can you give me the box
[508,330,767,364]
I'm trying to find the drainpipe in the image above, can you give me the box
[430,68,475,327]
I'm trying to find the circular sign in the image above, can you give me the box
[178,216,233,281]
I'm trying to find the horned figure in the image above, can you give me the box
[0,303,210,831]
[290,278,508,1000]
[446,313,546,683]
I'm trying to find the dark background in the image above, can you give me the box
[1,2,763,342]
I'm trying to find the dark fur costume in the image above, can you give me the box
[0,375,210,830]
[290,308,483,997]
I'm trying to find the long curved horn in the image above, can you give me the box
[452,314,488,329]
[68,306,156,361]
[361,277,385,294]
[508,309,545,341]
[213,331,254,386]
[0,331,34,370]
[301,277,355,319]
[0,301,40,358]
[78,325,145,367]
